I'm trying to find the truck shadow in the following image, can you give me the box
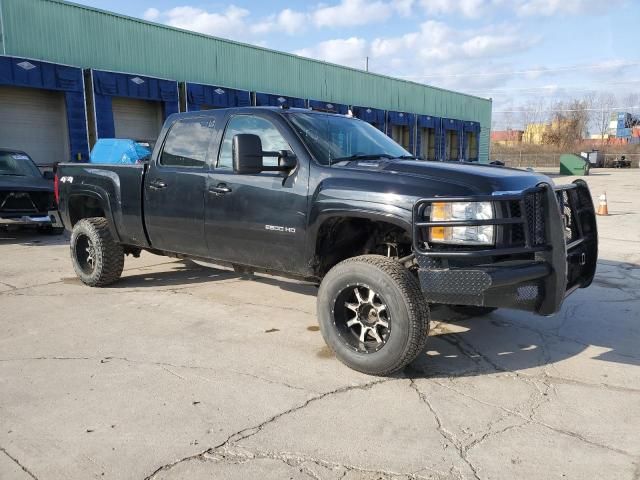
[110,256,639,375]
[0,228,68,246]
[408,259,640,377]
[112,260,318,296]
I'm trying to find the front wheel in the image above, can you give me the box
[317,255,430,376]
[70,217,124,287]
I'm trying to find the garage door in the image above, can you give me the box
[112,97,163,142]
[0,86,70,166]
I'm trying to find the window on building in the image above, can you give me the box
[218,115,290,169]
[160,119,215,168]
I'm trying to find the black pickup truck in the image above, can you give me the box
[53,107,598,375]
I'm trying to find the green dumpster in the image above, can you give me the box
[559,154,590,176]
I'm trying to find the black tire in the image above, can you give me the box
[449,305,497,317]
[317,255,430,376]
[70,217,124,287]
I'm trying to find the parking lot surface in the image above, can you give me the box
[1,169,639,480]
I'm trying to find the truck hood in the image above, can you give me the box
[338,159,553,194]
[0,175,53,192]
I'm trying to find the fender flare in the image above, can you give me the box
[305,207,413,265]
[65,187,121,242]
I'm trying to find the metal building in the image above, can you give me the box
[0,0,492,162]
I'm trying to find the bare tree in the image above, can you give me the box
[543,99,590,149]
[591,92,616,144]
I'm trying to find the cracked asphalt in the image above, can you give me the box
[1,169,639,480]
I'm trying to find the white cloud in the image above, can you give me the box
[515,0,619,16]
[313,0,393,27]
[295,37,369,66]
[392,0,415,16]
[252,8,308,35]
[160,5,251,38]
[419,0,491,18]
[142,7,160,21]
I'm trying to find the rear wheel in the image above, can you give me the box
[317,255,429,376]
[70,217,124,287]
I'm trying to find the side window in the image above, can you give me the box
[160,119,215,168]
[218,115,291,169]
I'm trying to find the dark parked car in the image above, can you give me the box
[611,155,631,168]
[53,108,598,375]
[0,148,61,233]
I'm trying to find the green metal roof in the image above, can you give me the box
[0,0,492,161]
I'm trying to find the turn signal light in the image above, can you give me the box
[54,173,59,205]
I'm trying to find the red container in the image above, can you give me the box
[632,126,640,138]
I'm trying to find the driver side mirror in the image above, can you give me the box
[233,134,263,174]
[233,134,296,175]
[43,170,55,180]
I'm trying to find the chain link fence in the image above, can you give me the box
[490,152,640,169]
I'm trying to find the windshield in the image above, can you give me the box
[0,152,41,177]
[287,113,411,166]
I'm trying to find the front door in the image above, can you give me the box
[144,117,215,256]
[205,113,309,273]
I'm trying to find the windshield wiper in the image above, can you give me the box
[397,155,417,160]
[332,153,395,163]
[0,173,26,176]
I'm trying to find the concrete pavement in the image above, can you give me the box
[1,169,639,479]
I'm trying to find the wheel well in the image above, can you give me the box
[68,195,106,226]
[314,217,412,277]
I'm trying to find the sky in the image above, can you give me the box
[72,0,639,130]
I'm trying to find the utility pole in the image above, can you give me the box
[365,56,369,72]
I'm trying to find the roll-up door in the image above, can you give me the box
[112,97,163,142]
[0,86,69,166]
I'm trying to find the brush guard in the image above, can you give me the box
[412,180,598,315]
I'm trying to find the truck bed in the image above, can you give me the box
[56,163,149,247]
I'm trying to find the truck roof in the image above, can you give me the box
[169,106,350,121]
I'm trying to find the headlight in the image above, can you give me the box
[429,201,495,245]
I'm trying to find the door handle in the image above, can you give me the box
[208,184,232,195]
[149,179,167,190]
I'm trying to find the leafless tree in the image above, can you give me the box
[591,92,616,144]
[543,99,590,149]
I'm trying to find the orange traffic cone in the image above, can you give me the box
[597,193,609,216]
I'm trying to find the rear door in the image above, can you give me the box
[143,117,216,256]
[204,112,310,272]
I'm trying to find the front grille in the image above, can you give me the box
[557,190,579,243]
[0,191,52,214]
[524,191,545,246]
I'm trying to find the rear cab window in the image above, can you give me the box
[159,118,216,168]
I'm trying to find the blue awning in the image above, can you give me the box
[0,55,89,162]
[308,99,349,114]
[186,83,250,111]
[255,92,306,108]
[352,106,385,131]
[91,69,179,140]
